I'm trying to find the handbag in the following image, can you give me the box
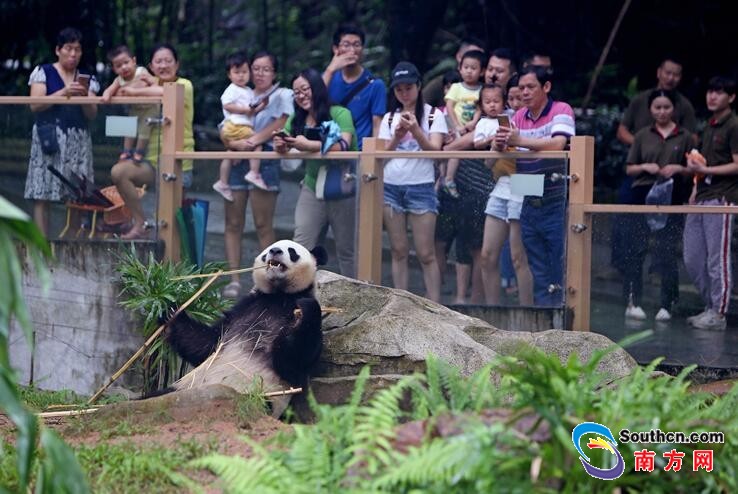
[37,122,59,155]
[315,161,356,200]
[645,178,673,232]
[280,148,303,172]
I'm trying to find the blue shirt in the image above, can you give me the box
[328,68,386,150]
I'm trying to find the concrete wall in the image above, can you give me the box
[10,240,161,395]
[449,304,566,331]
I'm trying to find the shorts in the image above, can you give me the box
[222,120,255,141]
[485,194,523,221]
[383,182,438,215]
[228,144,280,192]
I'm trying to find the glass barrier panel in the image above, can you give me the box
[589,211,738,369]
[190,150,357,294]
[377,154,570,310]
[0,100,162,242]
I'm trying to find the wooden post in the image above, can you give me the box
[566,136,595,331]
[356,138,385,283]
[158,83,184,262]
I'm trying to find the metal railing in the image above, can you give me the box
[9,83,737,333]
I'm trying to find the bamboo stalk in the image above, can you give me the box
[294,306,343,317]
[87,270,223,405]
[172,264,265,281]
[264,387,302,397]
[38,408,100,418]
[581,0,633,109]
[46,404,104,410]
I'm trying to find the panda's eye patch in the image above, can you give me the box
[261,254,267,262]
[288,248,300,263]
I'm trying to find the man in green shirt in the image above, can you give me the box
[683,76,738,330]
[617,57,697,145]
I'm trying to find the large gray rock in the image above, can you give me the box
[315,271,499,378]
[314,271,638,387]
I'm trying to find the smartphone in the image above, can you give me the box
[304,126,322,141]
[273,129,289,138]
[495,115,511,128]
[76,73,91,91]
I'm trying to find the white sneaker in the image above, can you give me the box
[655,308,671,321]
[692,309,726,330]
[625,305,647,320]
[687,308,710,326]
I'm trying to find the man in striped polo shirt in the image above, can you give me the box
[494,65,575,306]
[683,76,738,330]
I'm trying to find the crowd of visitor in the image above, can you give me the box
[23,26,738,326]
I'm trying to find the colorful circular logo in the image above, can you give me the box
[572,422,625,480]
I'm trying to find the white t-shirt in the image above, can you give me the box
[116,66,147,87]
[221,83,255,126]
[378,104,447,185]
[473,116,500,145]
[474,117,522,201]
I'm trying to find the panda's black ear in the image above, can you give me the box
[311,246,328,266]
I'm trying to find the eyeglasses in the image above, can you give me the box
[60,44,82,54]
[293,86,312,97]
[338,42,363,50]
[252,66,274,74]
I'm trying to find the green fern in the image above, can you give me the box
[192,346,738,493]
[348,377,412,475]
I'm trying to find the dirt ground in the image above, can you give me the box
[1,386,291,492]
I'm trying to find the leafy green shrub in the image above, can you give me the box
[0,195,90,494]
[574,105,629,201]
[195,349,738,493]
[115,249,231,393]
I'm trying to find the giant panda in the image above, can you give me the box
[161,239,327,416]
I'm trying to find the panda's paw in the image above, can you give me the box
[296,298,321,324]
[157,305,179,327]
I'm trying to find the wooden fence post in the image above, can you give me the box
[158,83,184,262]
[566,136,595,331]
[356,137,385,283]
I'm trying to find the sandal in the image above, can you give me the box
[443,180,460,199]
[119,149,133,161]
[118,225,148,240]
[132,149,145,164]
[222,281,241,299]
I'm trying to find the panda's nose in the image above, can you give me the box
[269,247,283,256]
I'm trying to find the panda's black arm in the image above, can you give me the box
[271,298,323,384]
[164,310,221,366]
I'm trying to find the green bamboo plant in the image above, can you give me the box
[115,249,231,393]
[0,195,89,493]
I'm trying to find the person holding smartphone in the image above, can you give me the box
[474,84,533,306]
[378,62,447,302]
[273,68,357,276]
[24,27,99,236]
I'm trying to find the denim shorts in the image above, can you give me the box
[228,144,280,192]
[384,182,438,215]
[485,194,523,221]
